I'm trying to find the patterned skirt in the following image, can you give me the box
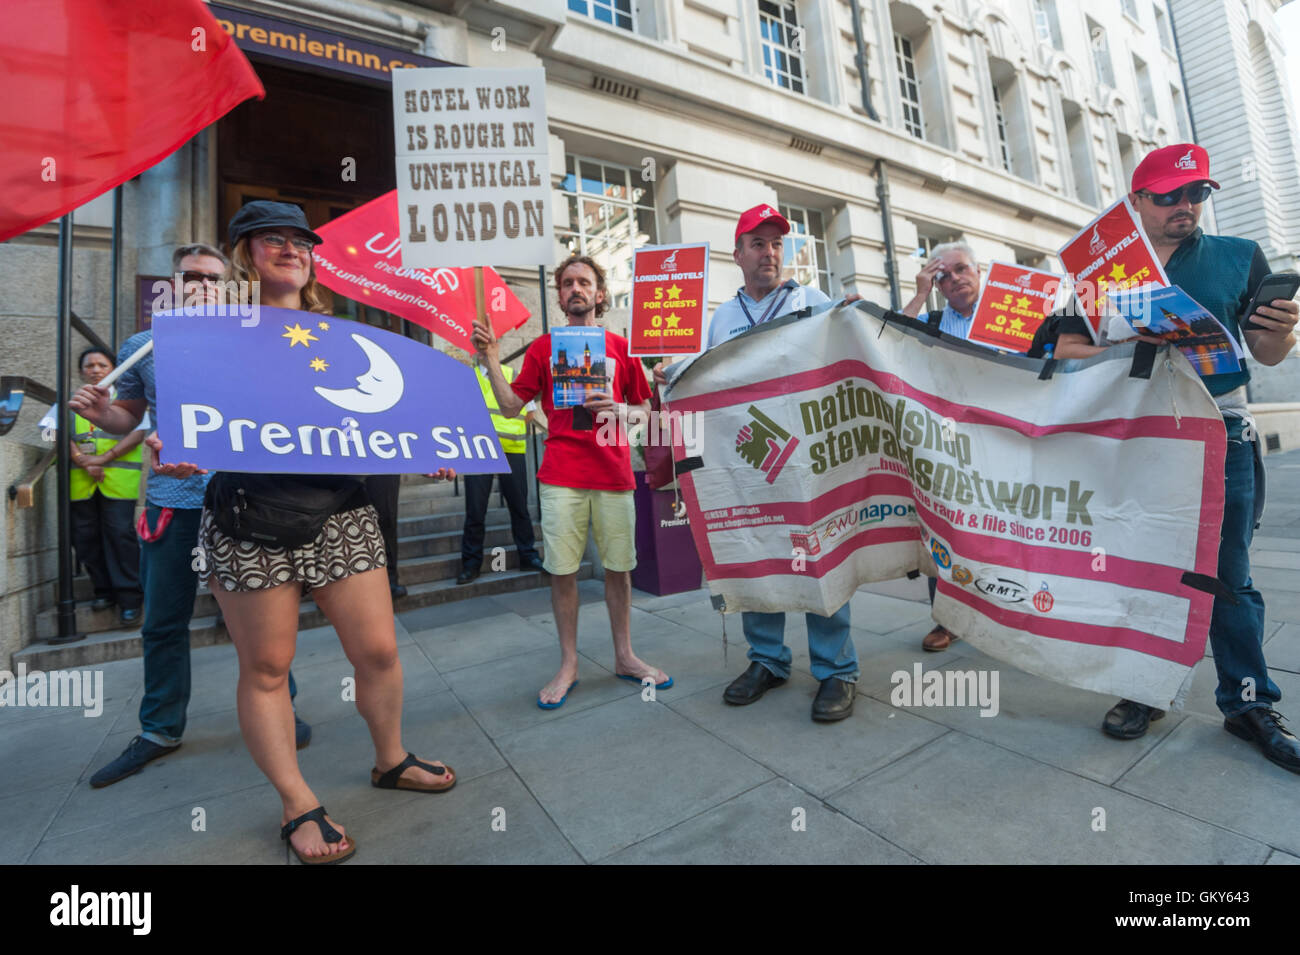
[199,504,387,593]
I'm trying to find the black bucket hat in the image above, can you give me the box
[228,200,324,247]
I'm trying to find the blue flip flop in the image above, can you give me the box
[538,680,578,710]
[616,673,674,690]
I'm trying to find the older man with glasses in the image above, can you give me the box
[1054,144,1300,775]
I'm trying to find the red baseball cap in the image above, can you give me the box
[734,203,790,245]
[1131,143,1220,195]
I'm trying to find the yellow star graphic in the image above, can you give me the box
[665,284,683,300]
[1009,317,1025,332]
[317,321,330,331]
[282,322,319,348]
[665,313,682,328]
[1109,263,1128,282]
[310,357,329,372]
[1016,296,1031,309]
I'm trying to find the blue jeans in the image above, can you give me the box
[138,506,298,745]
[1210,419,1279,717]
[742,603,857,682]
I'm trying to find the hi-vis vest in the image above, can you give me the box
[69,410,142,501]
[477,365,526,454]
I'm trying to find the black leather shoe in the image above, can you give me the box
[1102,698,1165,739]
[1224,708,1300,775]
[456,567,480,585]
[294,713,313,751]
[89,736,180,788]
[119,607,142,627]
[90,597,114,612]
[723,662,786,705]
[389,583,408,600]
[524,557,548,574]
[812,678,856,722]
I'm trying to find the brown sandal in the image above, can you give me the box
[371,752,456,793]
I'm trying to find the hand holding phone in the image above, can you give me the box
[1242,272,1300,333]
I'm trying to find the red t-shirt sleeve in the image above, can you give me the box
[612,333,652,405]
[511,337,547,404]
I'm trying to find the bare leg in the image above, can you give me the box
[541,571,581,704]
[311,567,453,788]
[215,583,349,861]
[607,570,667,683]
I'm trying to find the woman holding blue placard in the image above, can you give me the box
[196,201,457,865]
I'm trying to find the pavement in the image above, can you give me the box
[5,451,1300,865]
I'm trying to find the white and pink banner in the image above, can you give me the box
[663,303,1226,710]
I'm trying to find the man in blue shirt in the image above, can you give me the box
[1056,144,1300,775]
[70,243,311,787]
[697,204,858,722]
[900,241,983,652]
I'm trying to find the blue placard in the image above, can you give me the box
[153,306,506,474]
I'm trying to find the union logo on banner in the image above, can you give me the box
[735,405,799,484]
[1088,225,1105,256]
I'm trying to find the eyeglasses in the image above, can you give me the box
[254,232,315,252]
[1140,183,1214,207]
[180,270,223,284]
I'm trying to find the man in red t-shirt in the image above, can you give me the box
[473,255,669,708]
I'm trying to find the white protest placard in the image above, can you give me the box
[393,67,552,269]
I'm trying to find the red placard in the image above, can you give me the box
[312,191,530,352]
[628,243,709,356]
[1058,197,1169,341]
[968,262,1063,352]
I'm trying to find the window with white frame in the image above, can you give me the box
[558,155,657,310]
[779,203,832,295]
[1170,83,1191,140]
[895,34,924,139]
[1087,18,1115,89]
[758,0,805,94]
[1120,0,1138,21]
[568,0,633,31]
[1154,4,1174,52]
[1033,0,1063,50]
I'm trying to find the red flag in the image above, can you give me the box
[0,0,264,242]
[312,191,531,352]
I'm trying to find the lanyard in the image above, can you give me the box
[737,280,798,328]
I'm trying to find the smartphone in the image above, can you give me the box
[1242,272,1300,332]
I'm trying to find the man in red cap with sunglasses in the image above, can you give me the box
[1056,144,1300,775]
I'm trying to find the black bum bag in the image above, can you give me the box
[207,473,364,549]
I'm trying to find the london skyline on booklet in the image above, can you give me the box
[551,326,607,408]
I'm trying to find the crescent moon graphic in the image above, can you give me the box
[314,333,405,414]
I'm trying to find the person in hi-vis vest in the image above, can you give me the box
[458,356,545,584]
[41,348,148,625]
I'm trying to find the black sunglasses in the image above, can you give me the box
[180,270,223,284]
[1141,183,1214,207]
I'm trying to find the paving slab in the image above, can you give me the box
[290,687,507,829]
[857,576,931,603]
[0,706,118,800]
[0,784,70,864]
[1267,850,1300,864]
[397,594,514,633]
[848,590,936,634]
[497,694,773,861]
[347,767,582,865]
[410,612,556,673]
[440,646,635,739]
[603,778,920,865]
[489,578,604,617]
[1250,535,1300,555]
[1115,715,1300,857]
[668,670,948,798]
[867,652,1185,785]
[828,733,1270,864]
[1179,662,1300,722]
[49,706,259,838]
[1250,550,1300,571]
[1263,623,1300,674]
[27,782,286,865]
